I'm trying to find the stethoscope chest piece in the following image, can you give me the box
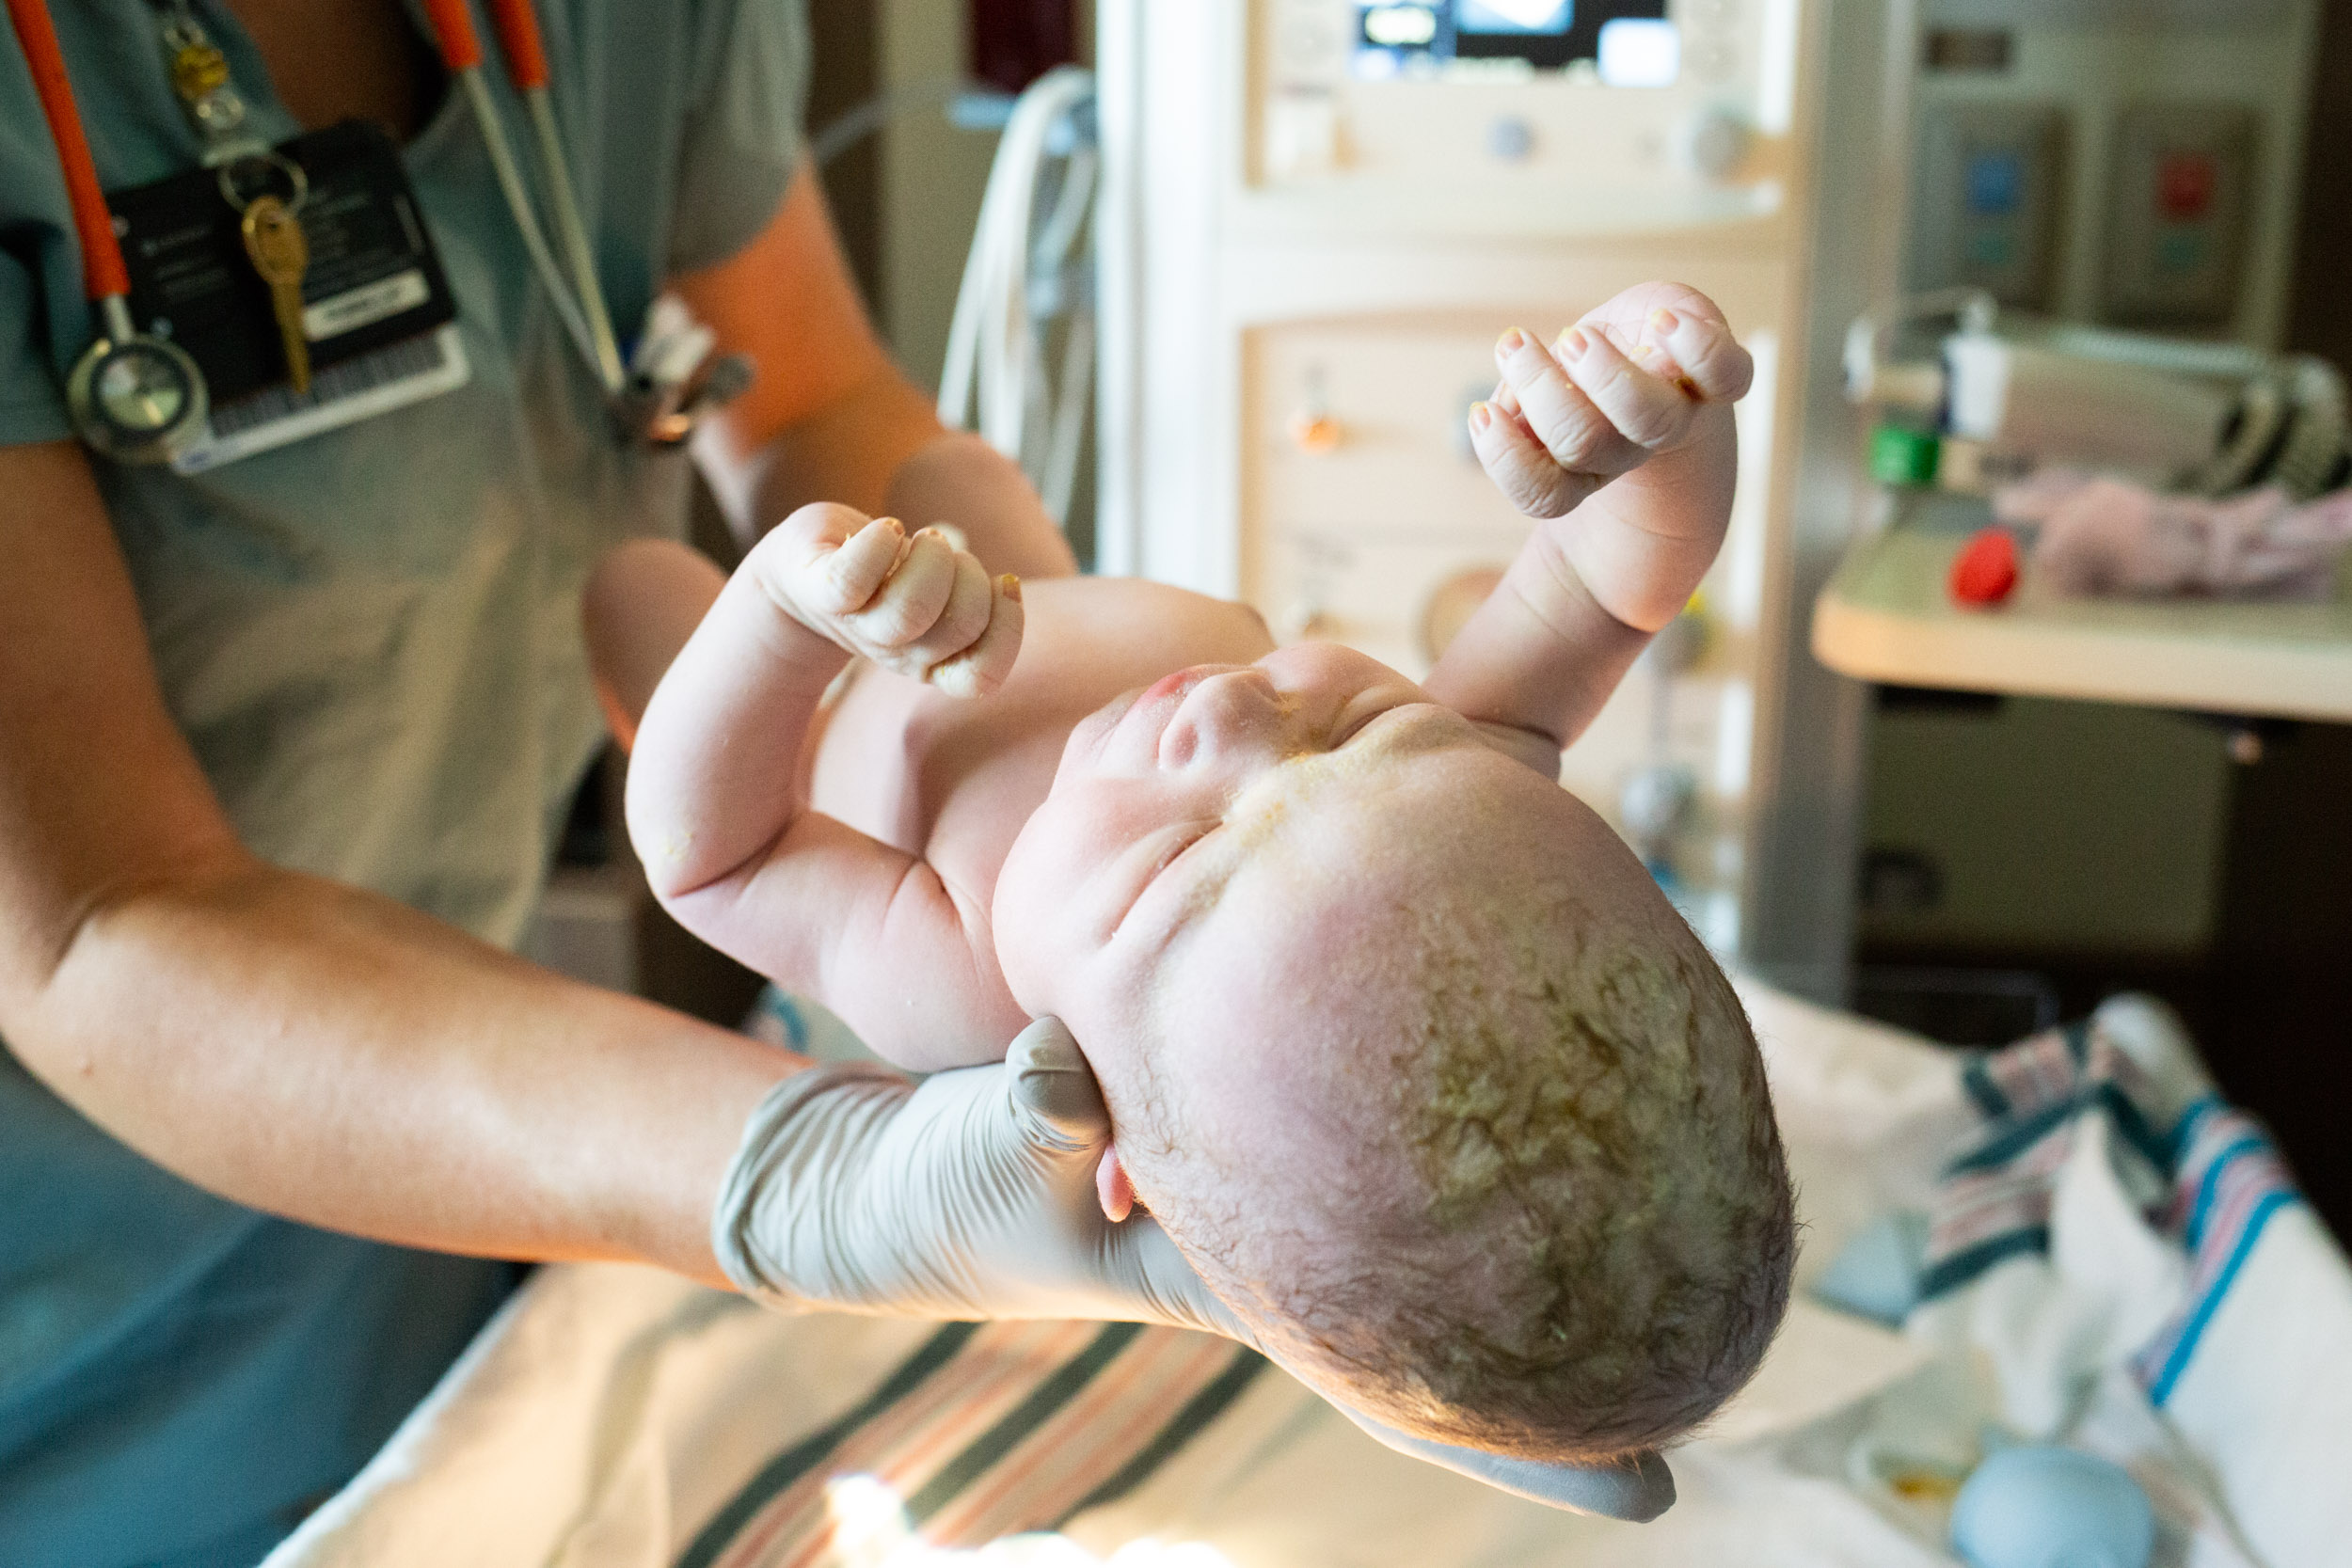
[66,300,208,464]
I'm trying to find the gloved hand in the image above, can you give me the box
[712,1018,1676,1522]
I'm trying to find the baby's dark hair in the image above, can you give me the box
[1145,879,1795,1464]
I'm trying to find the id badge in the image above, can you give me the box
[106,119,472,474]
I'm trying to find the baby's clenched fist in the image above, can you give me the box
[1470,281,1753,522]
[756,503,1024,697]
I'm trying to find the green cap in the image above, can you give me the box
[1870,425,1942,487]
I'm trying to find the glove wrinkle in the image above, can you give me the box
[713,1063,910,1310]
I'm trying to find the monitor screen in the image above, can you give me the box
[1354,0,1672,75]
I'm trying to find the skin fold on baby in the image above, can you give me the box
[593,282,1797,1465]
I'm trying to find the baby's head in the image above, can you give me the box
[992,644,1795,1461]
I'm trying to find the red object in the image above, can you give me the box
[2158,152,2217,220]
[4,0,130,299]
[486,0,550,89]
[419,0,485,72]
[967,0,1074,94]
[1950,527,2020,606]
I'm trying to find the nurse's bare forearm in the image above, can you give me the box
[675,166,1073,583]
[19,854,800,1284]
[0,437,795,1284]
[741,401,1076,583]
[881,430,1077,581]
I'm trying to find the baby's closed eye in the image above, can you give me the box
[1108,819,1228,942]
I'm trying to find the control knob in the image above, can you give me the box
[1676,107,1753,182]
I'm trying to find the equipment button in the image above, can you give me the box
[1287,406,1344,452]
[2156,228,2208,275]
[1677,107,1752,181]
[2158,151,2217,219]
[1964,149,2023,215]
[1487,115,1534,161]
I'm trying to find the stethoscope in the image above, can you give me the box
[8,0,208,462]
[3,0,744,465]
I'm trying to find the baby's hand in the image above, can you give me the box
[759,502,1024,697]
[1474,282,1753,516]
[1470,281,1754,633]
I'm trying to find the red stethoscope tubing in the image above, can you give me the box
[4,0,131,301]
[420,0,550,93]
[486,0,551,91]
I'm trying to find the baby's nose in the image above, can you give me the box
[1160,669,1288,766]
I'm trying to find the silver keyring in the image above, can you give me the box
[216,150,309,216]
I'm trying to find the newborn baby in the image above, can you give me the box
[596,283,1794,1465]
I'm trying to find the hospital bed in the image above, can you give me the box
[260,983,2352,1568]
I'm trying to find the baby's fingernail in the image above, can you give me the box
[1468,401,1492,433]
[1497,327,1527,355]
[1000,573,1022,601]
[1560,327,1591,359]
[1649,308,1681,335]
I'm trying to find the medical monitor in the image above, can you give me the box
[1353,0,1673,79]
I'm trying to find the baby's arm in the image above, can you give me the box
[1424,282,1754,766]
[620,505,1029,1069]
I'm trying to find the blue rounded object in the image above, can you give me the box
[1950,1448,2155,1568]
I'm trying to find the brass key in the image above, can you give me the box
[241,195,311,395]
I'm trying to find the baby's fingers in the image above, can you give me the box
[1646,308,1753,403]
[811,515,907,614]
[1495,326,1639,476]
[901,546,997,672]
[928,575,1024,698]
[847,527,959,648]
[1470,398,1597,519]
[1561,325,1702,455]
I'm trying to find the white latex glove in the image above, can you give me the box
[712,1018,1675,1522]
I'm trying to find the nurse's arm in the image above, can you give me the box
[0,438,802,1286]
[675,161,1079,583]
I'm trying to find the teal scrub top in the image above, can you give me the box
[0,3,808,1563]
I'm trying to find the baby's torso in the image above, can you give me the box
[809,576,1277,911]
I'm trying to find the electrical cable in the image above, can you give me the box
[812,78,998,168]
[937,66,1097,525]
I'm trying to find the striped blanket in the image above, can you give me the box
[679,1322,1263,1568]
[265,1260,1973,1568]
[1918,1015,2305,1411]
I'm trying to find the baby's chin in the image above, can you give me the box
[986,795,1082,1007]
